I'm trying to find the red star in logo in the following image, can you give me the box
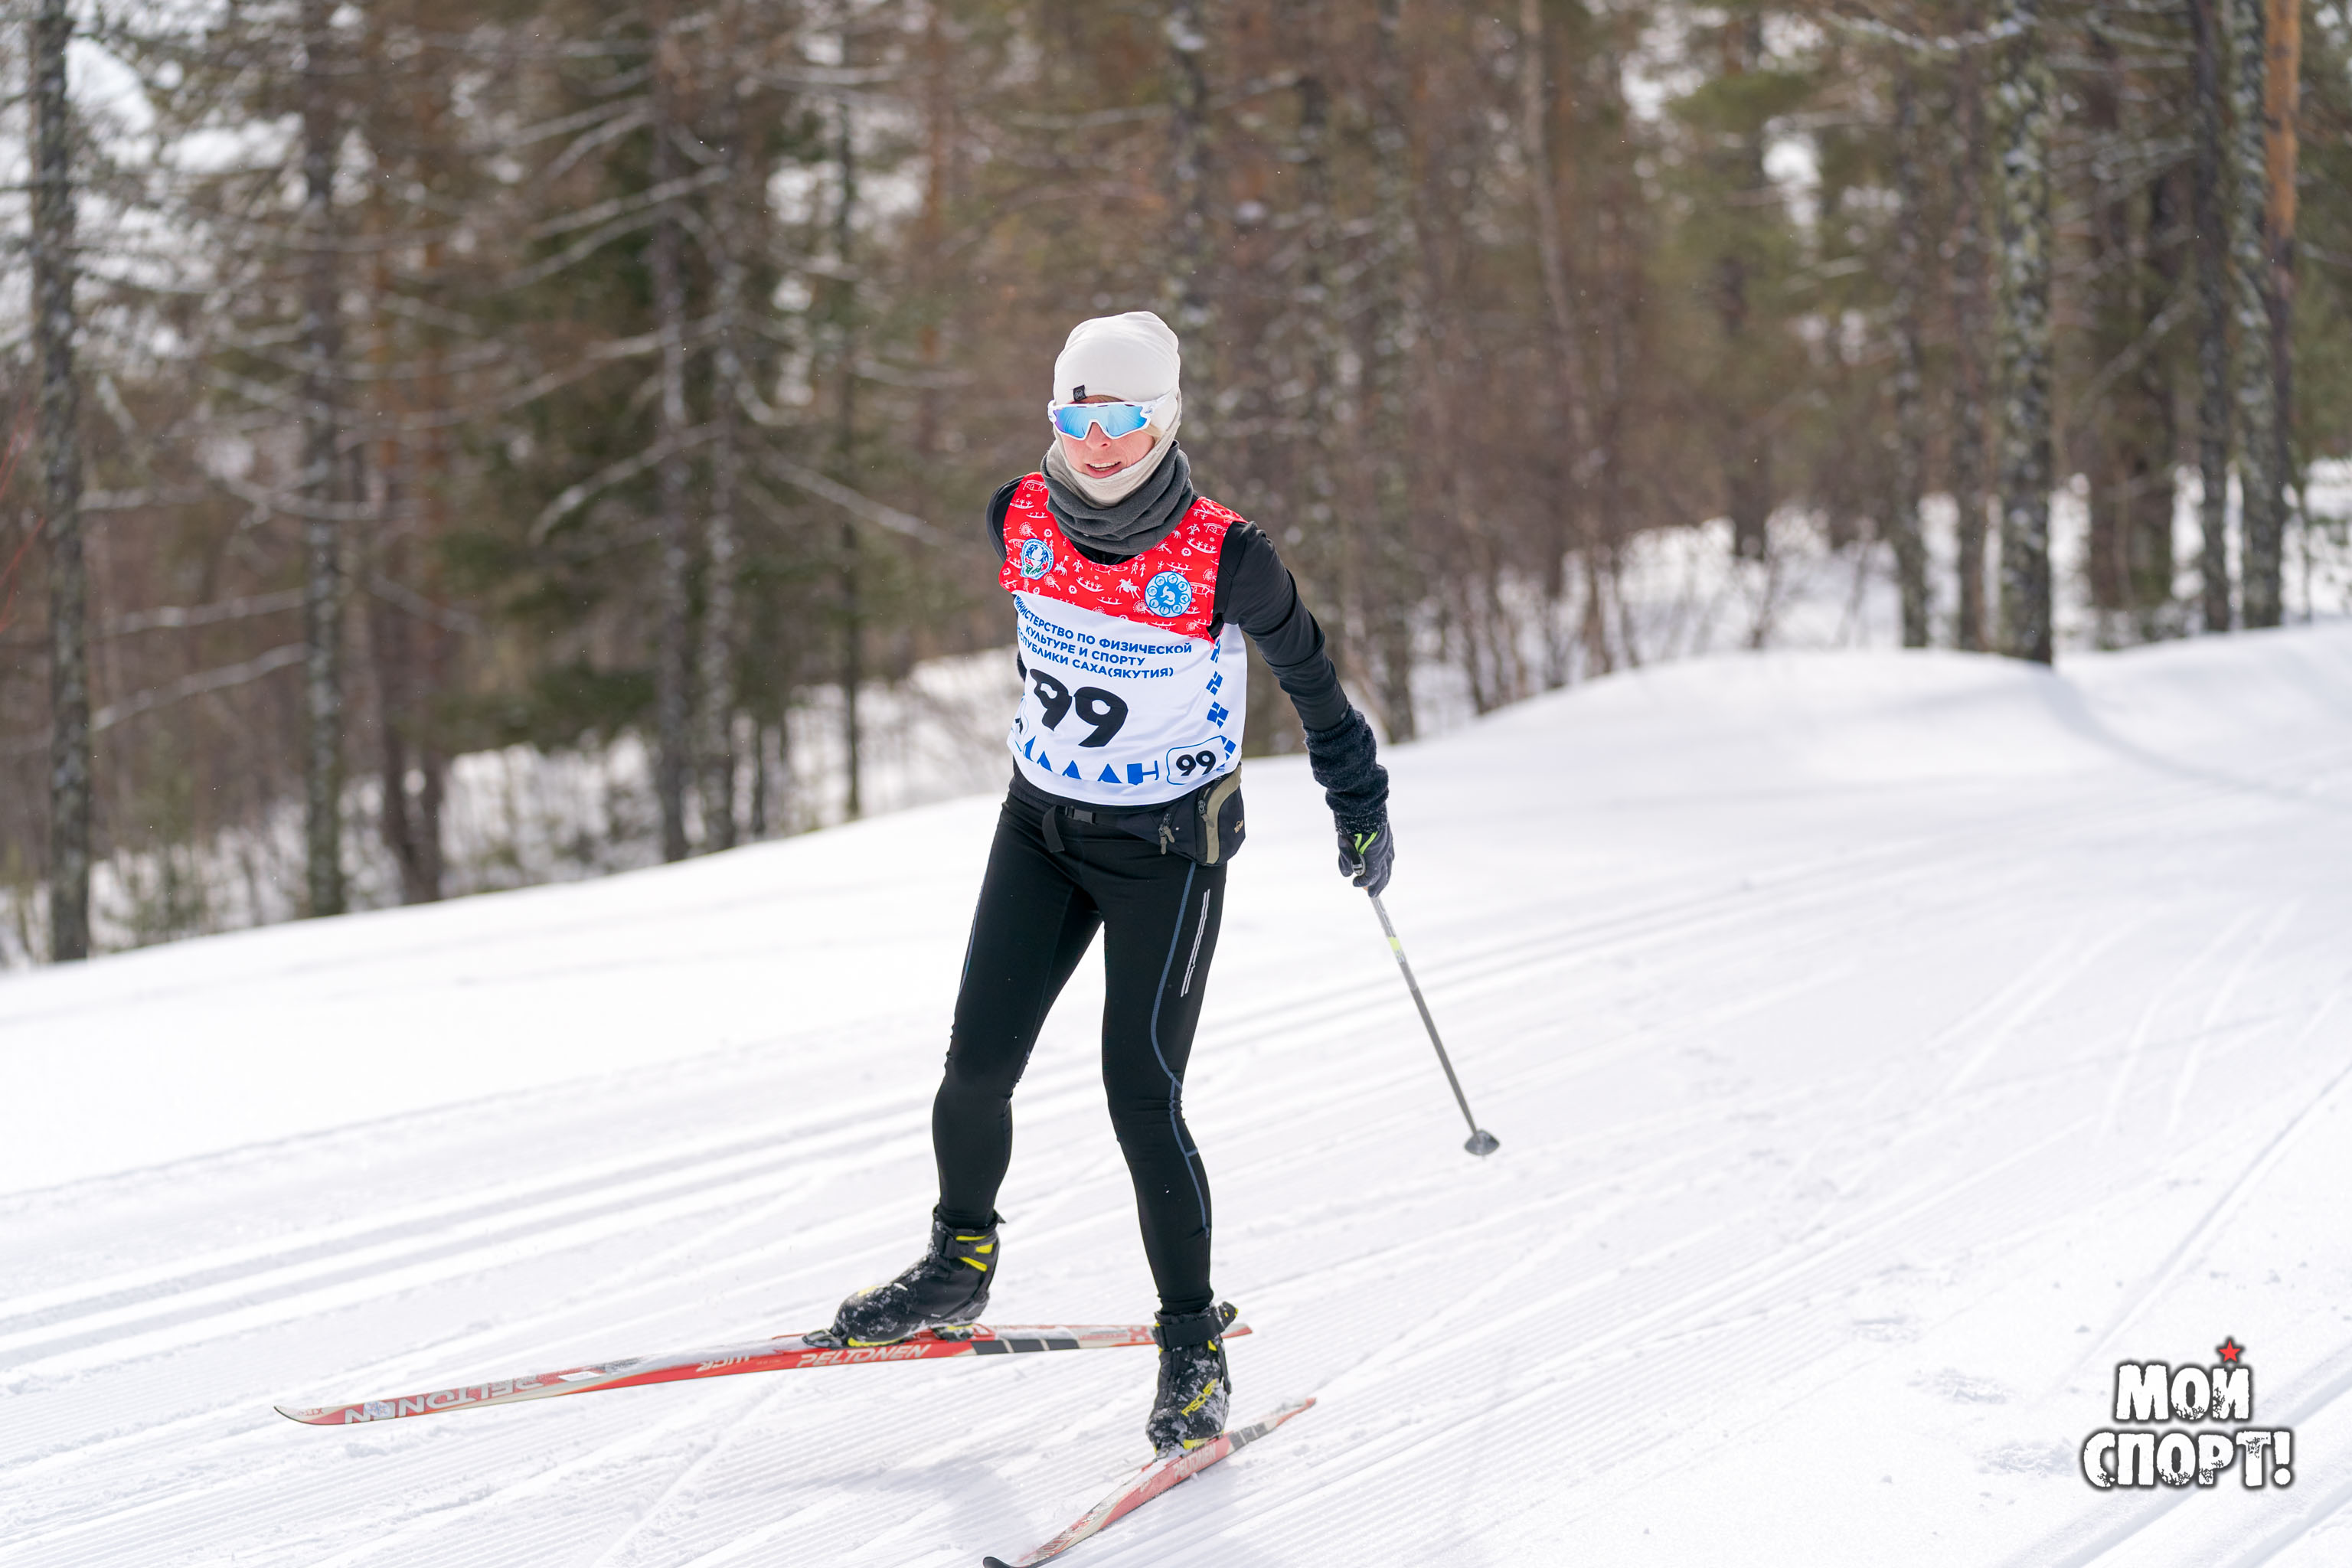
[2216,1337,2246,1364]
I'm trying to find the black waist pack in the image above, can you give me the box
[1018,768,1246,867]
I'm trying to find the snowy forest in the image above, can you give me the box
[3,0,2350,962]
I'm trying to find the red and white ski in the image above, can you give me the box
[982,1397,1315,1567]
[276,1322,1246,1427]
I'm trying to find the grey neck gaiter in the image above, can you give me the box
[1041,443,1197,560]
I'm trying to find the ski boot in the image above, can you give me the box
[826,1210,1000,1346]
[1145,1301,1238,1455]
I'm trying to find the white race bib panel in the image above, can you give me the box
[1000,475,1249,807]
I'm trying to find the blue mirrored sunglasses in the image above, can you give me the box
[1047,397,1165,440]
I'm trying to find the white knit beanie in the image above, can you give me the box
[1047,312,1186,506]
[1052,310,1182,404]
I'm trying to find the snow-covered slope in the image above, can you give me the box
[5,627,2351,1567]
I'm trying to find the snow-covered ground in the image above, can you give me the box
[5,625,2351,1566]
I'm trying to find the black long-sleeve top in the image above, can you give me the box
[987,476,1351,734]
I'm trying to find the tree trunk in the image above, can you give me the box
[697,7,746,854]
[2188,0,2234,631]
[1362,0,1419,738]
[2079,24,2178,641]
[1589,34,1638,678]
[371,586,446,906]
[2262,0,2299,619]
[1289,43,1353,694]
[2082,24,2131,623]
[1994,0,2056,665]
[1164,0,1217,404]
[648,11,693,861]
[299,0,348,915]
[1888,60,1932,648]
[2228,0,2283,626]
[1518,0,1596,685]
[1949,38,1994,652]
[31,0,88,962]
[1718,13,1772,564]
[834,96,863,822]
[913,5,951,460]
[749,717,771,840]
[2128,174,2181,627]
[363,143,447,907]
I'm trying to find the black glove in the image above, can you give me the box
[1305,707,1393,897]
[1338,818,1395,896]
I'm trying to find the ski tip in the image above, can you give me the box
[981,1557,1016,1567]
[274,1405,329,1425]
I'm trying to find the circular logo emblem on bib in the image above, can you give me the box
[1142,570,1194,617]
[1018,537,1055,579]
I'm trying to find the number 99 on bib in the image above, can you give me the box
[1167,737,1237,786]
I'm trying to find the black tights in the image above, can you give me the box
[933,795,1227,1315]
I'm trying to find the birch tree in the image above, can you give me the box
[646,4,694,861]
[2259,0,2299,622]
[694,0,752,853]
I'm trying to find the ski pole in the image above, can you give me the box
[1365,890,1499,1158]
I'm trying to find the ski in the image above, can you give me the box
[981,1397,1315,1567]
[276,1321,1246,1426]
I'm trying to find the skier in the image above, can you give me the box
[825,311,1393,1455]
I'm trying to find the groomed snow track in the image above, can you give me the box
[6,629,2352,1566]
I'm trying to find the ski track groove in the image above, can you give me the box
[1307,1046,2295,1544]
[2057,983,2352,1393]
[2163,900,2301,1136]
[10,674,2351,1566]
[580,1380,792,1568]
[0,764,2175,1368]
[0,1093,933,1334]
[2219,1461,2352,1567]
[2097,909,2259,1138]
